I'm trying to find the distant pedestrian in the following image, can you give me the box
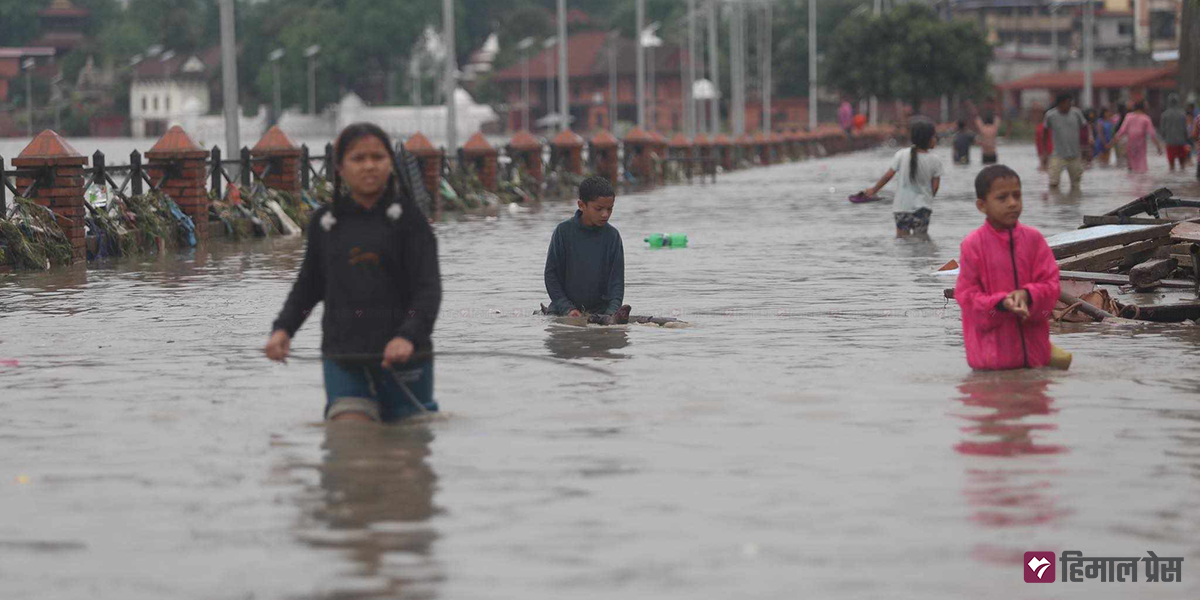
[952,120,975,165]
[975,114,1001,164]
[1092,107,1114,167]
[1159,94,1190,171]
[839,100,854,138]
[861,119,942,238]
[1042,93,1088,188]
[1108,100,1163,174]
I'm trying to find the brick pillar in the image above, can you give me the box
[144,126,209,242]
[251,125,302,194]
[13,130,88,261]
[589,130,619,185]
[509,130,544,190]
[405,132,443,220]
[462,132,498,192]
[551,129,584,175]
[623,127,654,183]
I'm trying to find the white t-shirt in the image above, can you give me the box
[888,148,944,213]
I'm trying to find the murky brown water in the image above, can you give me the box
[3,142,1199,599]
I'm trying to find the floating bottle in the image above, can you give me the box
[645,233,688,248]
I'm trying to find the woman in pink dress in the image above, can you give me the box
[1107,101,1163,173]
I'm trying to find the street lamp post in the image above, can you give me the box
[518,37,535,130]
[543,36,557,129]
[557,0,569,132]
[687,0,697,137]
[268,48,284,126]
[305,45,320,115]
[443,0,458,157]
[870,0,880,126]
[219,0,240,157]
[637,0,646,128]
[1083,0,1094,108]
[608,31,619,132]
[641,23,662,130]
[22,58,35,136]
[808,0,817,130]
[707,0,720,134]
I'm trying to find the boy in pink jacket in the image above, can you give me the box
[955,165,1060,370]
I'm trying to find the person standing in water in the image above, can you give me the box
[975,114,1001,164]
[264,123,442,423]
[1159,94,1190,172]
[862,119,943,237]
[1108,100,1163,174]
[1041,93,1088,189]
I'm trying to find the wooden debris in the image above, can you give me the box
[1059,271,1196,288]
[1056,238,1166,271]
[1128,258,1178,289]
[1170,222,1200,244]
[1082,215,1178,226]
[1051,223,1175,259]
[1058,290,1115,321]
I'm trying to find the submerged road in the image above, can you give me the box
[2,141,1199,599]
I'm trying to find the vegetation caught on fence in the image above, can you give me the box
[0,197,73,270]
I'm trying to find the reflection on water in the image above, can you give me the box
[542,323,630,361]
[294,422,441,599]
[955,374,1071,534]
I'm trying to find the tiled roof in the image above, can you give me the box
[998,65,1178,91]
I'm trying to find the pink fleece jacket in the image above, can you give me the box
[955,221,1060,370]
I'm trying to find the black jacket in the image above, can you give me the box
[544,210,624,315]
[272,192,441,356]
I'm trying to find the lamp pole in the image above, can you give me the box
[557,0,569,131]
[808,0,817,130]
[608,31,619,131]
[518,37,535,131]
[637,0,646,127]
[218,0,240,171]
[543,36,557,129]
[707,0,720,134]
[443,0,458,156]
[1083,0,1094,108]
[268,48,284,126]
[305,45,320,115]
[22,58,35,136]
[870,0,880,126]
[687,0,697,137]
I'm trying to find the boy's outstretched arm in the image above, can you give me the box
[955,240,1011,332]
[1021,234,1061,321]
[604,236,625,314]
[544,229,575,314]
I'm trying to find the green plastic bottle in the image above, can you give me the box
[645,233,688,248]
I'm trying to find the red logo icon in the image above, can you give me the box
[1025,552,1056,583]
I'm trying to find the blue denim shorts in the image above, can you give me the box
[322,358,437,422]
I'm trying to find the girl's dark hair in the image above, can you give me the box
[1133,100,1146,112]
[908,119,936,182]
[974,164,1020,200]
[331,122,426,229]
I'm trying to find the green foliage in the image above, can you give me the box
[825,4,993,109]
[0,0,48,48]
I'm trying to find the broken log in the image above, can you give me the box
[1118,302,1200,323]
[1058,271,1197,288]
[1059,290,1114,321]
[1051,223,1175,259]
[1056,238,1167,271]
[1128,258,1178,289]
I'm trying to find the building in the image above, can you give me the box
[33,0,91,58]
[998,64,1178,115]
[129,46,222,138]
[490,31,698,133]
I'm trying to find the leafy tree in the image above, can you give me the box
[0,0,47,47]
[825,4,992,110]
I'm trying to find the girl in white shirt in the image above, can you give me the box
[862,120,943,237]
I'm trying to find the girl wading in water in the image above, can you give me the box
[264,123,442,422]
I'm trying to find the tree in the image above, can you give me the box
[824,4,992,111]
[0,0,47,48]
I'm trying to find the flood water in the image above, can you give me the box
[3,141,1199,599]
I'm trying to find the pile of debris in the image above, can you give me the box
[82,186,197,261]
[208,183,321,240]
[942,188,1200,323]
[0,197,74,270]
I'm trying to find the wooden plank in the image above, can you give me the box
[1082,215,1177,227]
[1129,258,1178,289]
[1051,223,1175,259]
[1121,302,1200,323]
[1056,238,1167,271]
[1170,222,1200,244]
[1059,290,1114,321]
[1059,271,1196,288]
[1102,187,1173,217]
[1168,254,1194,269]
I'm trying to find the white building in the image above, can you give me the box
[129,46,220,138]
